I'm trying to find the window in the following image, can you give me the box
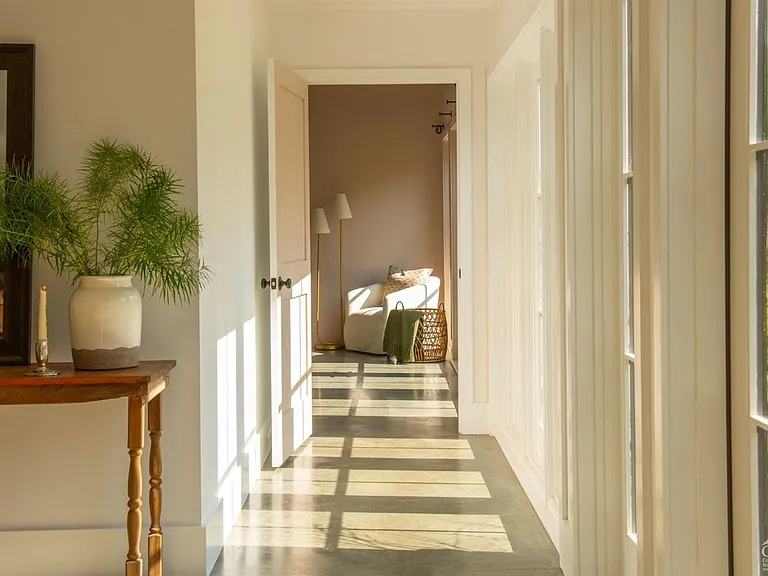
[730,0,768,570]
[621,0,638,539]
[756,0,768,564]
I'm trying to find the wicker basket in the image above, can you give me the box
[413,303,449,363]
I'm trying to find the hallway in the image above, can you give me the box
[211,354,561,575]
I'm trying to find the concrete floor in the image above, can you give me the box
[211,352,562,575]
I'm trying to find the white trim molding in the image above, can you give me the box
[0,526,207,576]
[297,67,487,434]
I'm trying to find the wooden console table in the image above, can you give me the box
[0,360,176,576]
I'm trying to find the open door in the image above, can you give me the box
[267,59,313,467]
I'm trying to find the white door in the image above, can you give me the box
[267,59,313,467]
[732,2,768,574]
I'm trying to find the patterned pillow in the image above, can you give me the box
[383,265,433,296]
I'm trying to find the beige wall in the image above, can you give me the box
[309,84,449,343]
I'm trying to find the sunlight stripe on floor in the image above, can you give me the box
[350,438,473,459]
[337,513,512,552]
[228,510,331,548]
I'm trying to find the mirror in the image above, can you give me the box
[0,45,34,365]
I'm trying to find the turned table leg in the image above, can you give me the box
[126,396,145,576]
[148,391,164,576]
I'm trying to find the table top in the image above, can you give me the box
[0,361,176,405]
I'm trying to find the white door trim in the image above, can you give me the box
[297,67,484,433]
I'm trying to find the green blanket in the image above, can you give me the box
[383,309,423,363]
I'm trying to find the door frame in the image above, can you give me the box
[297,67,480,433]
[441,122,459,371]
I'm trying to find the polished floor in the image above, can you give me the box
[211,352,562,575]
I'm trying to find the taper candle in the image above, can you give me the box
[38,286,47,341]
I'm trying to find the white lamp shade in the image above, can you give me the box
[311,208,331,234]
[333,193,353,220]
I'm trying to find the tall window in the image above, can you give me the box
[621,0,638,538]
[731,0,768,570]
[755,0,768,563]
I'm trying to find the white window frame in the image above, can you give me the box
[732,1,768,574]
[621,1,640,574]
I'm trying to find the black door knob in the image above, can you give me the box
[261,278,276,290]
[278,276,292,290]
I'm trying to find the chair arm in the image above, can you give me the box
[347,283,385,316]
[383,276,441,318]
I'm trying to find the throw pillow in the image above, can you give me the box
[383,265,433,296]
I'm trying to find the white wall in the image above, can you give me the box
[558,0,729,574]
[486,0,563,554]
[269,3,491,405]
[486,0,542,71]
[0,1,205,574]
[195,0,270,572]
[638,0,728,573]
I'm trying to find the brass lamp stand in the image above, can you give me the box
[313,207,344,351]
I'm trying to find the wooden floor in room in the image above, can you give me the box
[211,351,562,576]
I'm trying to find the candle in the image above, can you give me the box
[38,286,47,341]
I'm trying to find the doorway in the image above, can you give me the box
[307,82,456,369]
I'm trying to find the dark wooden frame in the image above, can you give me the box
[0,44,34,365]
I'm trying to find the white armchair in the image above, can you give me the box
[344,276,441,355]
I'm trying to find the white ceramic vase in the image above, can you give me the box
[69,276,142,370]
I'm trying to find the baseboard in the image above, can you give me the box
[495,429,561,550]
[0,525,206,576]
[458,401,488,434]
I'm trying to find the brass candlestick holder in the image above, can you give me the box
[25,339,60,377]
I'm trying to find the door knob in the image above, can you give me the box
[261,278,277,290]
[278,276,293,290]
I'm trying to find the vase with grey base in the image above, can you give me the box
[69,276,142,370]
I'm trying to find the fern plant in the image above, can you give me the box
[0,139,210,304]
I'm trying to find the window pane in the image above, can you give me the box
[758,0,768,142]
[758,428,768,571]
[624,0,633,168]
[625,178,635,354]
[627,360,637,535]
[757,151,768,416]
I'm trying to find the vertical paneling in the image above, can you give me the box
[487,0,562,549]
[640,0,728,573]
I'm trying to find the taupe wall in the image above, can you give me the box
[309,84,451,344]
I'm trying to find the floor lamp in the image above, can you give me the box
[313,207,343,351]
[332,193,353,349]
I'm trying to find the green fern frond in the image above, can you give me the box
[0,140,210,304]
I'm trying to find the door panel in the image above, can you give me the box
[268,59,313,467]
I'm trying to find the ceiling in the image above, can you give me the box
[269,0,497,10]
